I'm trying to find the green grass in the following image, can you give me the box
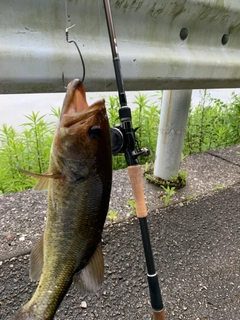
[0,90,239,194]
[184,90,240,155]
[0,110,57,194]
[107,92,161,169]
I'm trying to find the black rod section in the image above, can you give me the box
[103,0,138,166]
[139,218,164,311]
[103,0,127,107]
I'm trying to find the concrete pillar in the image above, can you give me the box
[154,90,192,180]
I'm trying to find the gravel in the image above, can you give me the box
[0,145,239,319]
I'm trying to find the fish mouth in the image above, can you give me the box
[62,103,106,129]
[60,79,106,129]
[60,79,88,119]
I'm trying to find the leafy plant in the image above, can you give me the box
[0,110,58,193]
[214,184,226,191]
[184,90,240,155]
[131,93,160,163]
[50,106,61,118]
[144,165,186,189]
[126,199,137,215]
[107,210,119,225]
[1,89,240,194]
[161,186,175,206]
[106,92,161,169]
[186,194,197,203]
[21,111,55,174]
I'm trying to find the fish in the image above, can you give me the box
[14,79,112,320]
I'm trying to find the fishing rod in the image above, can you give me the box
[103,1,166,319]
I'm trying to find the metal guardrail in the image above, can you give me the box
[1,0,240,94]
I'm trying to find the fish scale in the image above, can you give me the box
[14,80,112,320]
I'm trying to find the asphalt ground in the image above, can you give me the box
[0,144,239,320]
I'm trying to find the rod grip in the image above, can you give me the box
[128,165,147,218]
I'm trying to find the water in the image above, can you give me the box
[0,89,239,130]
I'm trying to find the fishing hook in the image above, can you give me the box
[65,24,86,85]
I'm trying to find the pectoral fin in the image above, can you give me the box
[30,235,44,281]
[33,177,50,191]
[18,167,61,179]
[73,242,104,293]
[18,167,62,191]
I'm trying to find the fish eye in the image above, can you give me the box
[89,126,101,139]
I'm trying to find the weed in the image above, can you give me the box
[184,90,240,155]
[171,171,187,186]
[132,92,160,163]
[50,106,61,118]
[161,186,175,206]
[0,110,57,193]
[21,111,55,174]
[0,90,240,194]
[144,165,186,190]
[106,92,161,169]
[126,199,137,215]
[214,184,226,191]
[186,194,197,203]
[107,210,119,225]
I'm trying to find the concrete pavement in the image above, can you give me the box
[0,144,239,319]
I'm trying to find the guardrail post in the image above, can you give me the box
[154,90,192,180]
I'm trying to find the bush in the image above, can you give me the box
[184,90,240,154]
[0,90,239,194]
[0,110,59,193]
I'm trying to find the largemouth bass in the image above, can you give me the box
[15,79,112,320]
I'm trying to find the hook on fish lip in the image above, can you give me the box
[65,24,86,88]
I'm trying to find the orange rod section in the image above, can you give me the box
[153,310,166,320]
[127,165,147,218]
